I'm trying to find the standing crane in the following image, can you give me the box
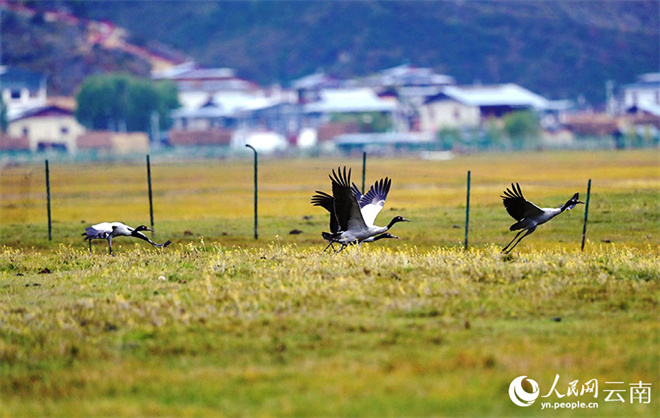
[311,190,398,252]
[501,183,584,254]
[83,222,171,254]
[316,167,409,252]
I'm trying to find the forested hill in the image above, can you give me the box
[5,1,659,105]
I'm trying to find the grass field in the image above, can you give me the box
[1,150,659,417]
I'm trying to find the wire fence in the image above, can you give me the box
[1,131,658,167]
[0,150,658,252]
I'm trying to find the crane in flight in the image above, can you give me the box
[501,183,583,254]
[313,167,409,252]
[311,189,398,252]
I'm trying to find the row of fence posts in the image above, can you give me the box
[44,156,157,241]
[42,153,593,250]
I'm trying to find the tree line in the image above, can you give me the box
[75,74,179,135]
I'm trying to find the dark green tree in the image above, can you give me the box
[0,99,7,133]
[503,110,541,150]
[75,74,179,134]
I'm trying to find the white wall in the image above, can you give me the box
[8,115,85,152]
[419,100,480,134]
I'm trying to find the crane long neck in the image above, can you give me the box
[386,218,400,229]
[560,201,573,212]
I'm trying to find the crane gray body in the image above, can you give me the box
[83,222,171,254]
[312,189,398,252]
[314,167,409,252]
[501,183,583,254]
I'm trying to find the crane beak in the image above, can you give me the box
[566,200,584,211]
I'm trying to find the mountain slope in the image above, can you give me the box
[5,1,659,104]
[0,4,155,96]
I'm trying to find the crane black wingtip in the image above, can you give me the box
[330,166,352,188]
[502,182,525,201]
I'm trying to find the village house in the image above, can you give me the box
[372,63,456,109]
[419,83,551,134]
[170,97,235,131]
[619,72,660,117]
[6,104,85,152]
[304,87,397,114]
[1,66,89,153]
[4,57,655,156]
[234,93,301,142]
[153,62,297,148]
[557,74,660,149]
[154,62,262,131]
[303,87,402,129]
[1,66,47,120]
[293,65,454,134]
[1,66,153,155]
[292,71,343,104]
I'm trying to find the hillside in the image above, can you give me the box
[0,2,185,96]
[3,1,659,104]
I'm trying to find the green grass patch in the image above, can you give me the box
[0,244,658,417]
[1,150,658,416]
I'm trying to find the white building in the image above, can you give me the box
[7,105,85,152]
[620,73,660,116]
[0,66,47,119]
[154,62,263,130]
[419,83,550,133]
[304,88,398,114]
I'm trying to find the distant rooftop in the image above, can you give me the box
[380,64,455,86]
[0,66,46,91]
[291,71,341,90]
[304,88,398,113]
[432,84,549,109]
[153,62,236,80]
[622,72,660,90]
[638,73,660,83]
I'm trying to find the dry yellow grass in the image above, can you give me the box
[0,243,658,416]
[1,149,658,252]
[1,150,658,221]
[0,150,658,416]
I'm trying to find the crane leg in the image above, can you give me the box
[503,228,535,254]
[502,230,525,253]
[88,239,92,253]
[322,241,335,252]
[107,237,113,255]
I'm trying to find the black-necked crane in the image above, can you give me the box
[314,167,409,252]
[501,183,584,254]
[83,222,172,254]
[311,189,399,252]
